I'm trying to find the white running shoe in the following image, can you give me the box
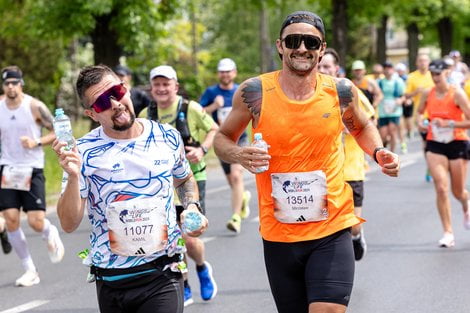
[464,211,470,230]
[438,233,455,248]
[47,225,65,263]
[15,270,40,287]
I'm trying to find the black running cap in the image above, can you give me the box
[280,11,325,39]
[429,59,449,73]
[2,70,22,81]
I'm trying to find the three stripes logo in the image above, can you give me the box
[296,215,306,222]
[135,247,146,255]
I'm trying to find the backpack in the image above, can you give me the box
[147,97,200,147]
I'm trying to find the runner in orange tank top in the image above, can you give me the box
[214,11,401,313]
[417,59,470,248]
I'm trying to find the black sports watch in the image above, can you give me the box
[200,146,208,155]
[187,201,202,213]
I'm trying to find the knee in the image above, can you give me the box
[28,216,44,232]
[452,188,468,201]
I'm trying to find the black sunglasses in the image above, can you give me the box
[281,34,323,50]
[3,79,21,86]
[89,83,127,113]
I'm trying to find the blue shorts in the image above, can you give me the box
[263,228,354,312]
[378,116,400,127]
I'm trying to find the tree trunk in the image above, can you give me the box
[259,3,272,73]
[437,17,453,57]
[331,0,348,68]
[376,15,388,64]
[406,22,419,72]
[91,13,122,67]
[464,36,470,65]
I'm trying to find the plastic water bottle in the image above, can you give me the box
[252,133,269,173]
[53,108,75,151]
[183,211,202,233]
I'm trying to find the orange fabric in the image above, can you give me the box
[425,87,468,141]
[253,71,362,243]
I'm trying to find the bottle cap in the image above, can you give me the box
[254,133,262,140]
[55,108,64,116]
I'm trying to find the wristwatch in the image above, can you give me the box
[187,201,203,213]
[200,146,208,155]
[448,120,455,128]
[36,138,42,147]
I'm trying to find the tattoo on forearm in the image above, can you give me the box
[336,79,353,109]
[343,113,357,132]
[241,78,262,116]
[175,177,198,208]
[38,105,54,130]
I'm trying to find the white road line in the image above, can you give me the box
[0,300,49,313]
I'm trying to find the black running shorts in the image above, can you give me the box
[263,228,355,312]
[425,140,469,160]
[95,266,183,313]
[0,166,46,211]
[346,180,364,207]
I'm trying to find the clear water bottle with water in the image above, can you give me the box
[183,211,203,233]
[252,133,269,173]
[53,108,75,151]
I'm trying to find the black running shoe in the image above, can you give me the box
[0,229,12,254]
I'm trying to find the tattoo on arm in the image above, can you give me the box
[175,176,198,209]
[336,79,353,109]
[38,105,54,130]
[241,78,262,116]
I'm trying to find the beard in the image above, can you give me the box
[112,110,136,131]
[286,52,317,76]
[6,91,18,100]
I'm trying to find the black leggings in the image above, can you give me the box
[263,229,355,313]
[96,269,183,313]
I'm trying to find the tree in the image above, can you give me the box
[29,0,179,67]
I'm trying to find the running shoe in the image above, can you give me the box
[197,261,217,301]
[438,233,455,248]
[184,284,194,307]
[47,225,65,263]
[15,270,40,287]
[464,211,470,230]
[352,229,367,261]
[400,142,408,154]
[425,169,432,183]
[0,229,12,254]
[226,214,241,233]
[240,190,252,219]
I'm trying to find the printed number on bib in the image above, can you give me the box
[271,170,328,224]
[107,197,168,257]
[431,121,454,143]
[383,99,397,114]
[217,107,232,124]
[1,165,33,191]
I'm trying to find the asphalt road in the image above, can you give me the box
[1,137,470,313]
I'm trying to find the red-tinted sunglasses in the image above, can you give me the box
[90,83,127,113]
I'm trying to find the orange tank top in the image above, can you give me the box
[426,87,468,141]
[254,71,362,243]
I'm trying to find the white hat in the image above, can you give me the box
[351,60,365,70]
[395,62,407,72]
[217,58,236,71]
[149,65,178,81]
